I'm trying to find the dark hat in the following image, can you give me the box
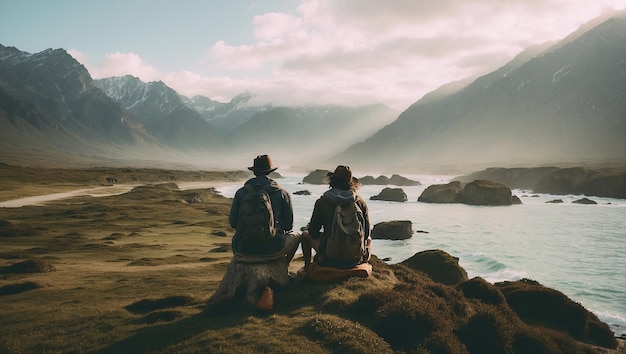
[248,155,278,173]
[327,165,353,184]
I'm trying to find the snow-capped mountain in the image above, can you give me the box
[0,44,159,164]
[95,76,223,151]
[183,92,270,135]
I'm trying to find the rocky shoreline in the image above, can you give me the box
[1,164,624,353]
[455,166,626,199]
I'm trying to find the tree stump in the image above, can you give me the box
[207,256,290,310]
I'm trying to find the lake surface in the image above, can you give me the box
[218,173,626,337]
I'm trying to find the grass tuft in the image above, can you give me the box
[307,315,393,353]
[457,276,506,305]
[0,281,46,296]
[456,308,515,353]
[0,220,37,237]
[1,258,55,274]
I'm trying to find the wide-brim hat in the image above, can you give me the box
[248,155,278,173]
[327,165,356,184]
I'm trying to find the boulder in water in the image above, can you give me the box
[418,181,462,203]
[370,187,407,202]
[371,220,413,240]
[572,197,597,205]
[458,180,518,206]
[302,169,331,184]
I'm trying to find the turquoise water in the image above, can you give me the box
[217,174,626,337]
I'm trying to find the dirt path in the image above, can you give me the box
[0,185,140,208]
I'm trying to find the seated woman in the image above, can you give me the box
[300,165,372,279]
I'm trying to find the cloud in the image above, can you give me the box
[161,71,250,103]
[89,52,160,81]
[253,12,306,42]
[77,0,626,110]
[196,0,626,109]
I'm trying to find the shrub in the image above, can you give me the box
[456,308,515,353]
[307,315,393,354]
[0,258,55,274]
[457,277,505,305]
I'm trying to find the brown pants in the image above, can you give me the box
[234,231,301,264]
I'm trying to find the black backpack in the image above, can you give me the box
[237,183,277,247]
[324,198,366,264]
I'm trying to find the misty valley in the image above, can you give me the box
[1,10,626,354]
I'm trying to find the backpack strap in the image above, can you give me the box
[249,183,281,232]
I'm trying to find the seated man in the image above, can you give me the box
[228,155,300,263]
[300,165,372,280]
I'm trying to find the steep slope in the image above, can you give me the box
[95,75,224,151]
[337,16,626,173]
[0,45,151,146]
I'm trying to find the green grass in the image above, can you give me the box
[0,164,621,353]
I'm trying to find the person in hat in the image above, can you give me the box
[299,165,372,274]
[229,155,300,261]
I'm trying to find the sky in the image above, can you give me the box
[1,0,625,111]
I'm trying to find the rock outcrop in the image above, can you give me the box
[458,180,521,206]
[360,174,421,186]
[535,167,626,199]
[496,278,617,348]
[419,180,521,206]
[302,169,331,184]
[456,167,558,190]
[573,197,597,205]
[458,166,626,199]
[371,220,413,240]
[370,187,407,202]
[303,170,421,187]
[400,249,469,286]
[418,181,463,203]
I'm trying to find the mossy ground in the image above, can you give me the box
[0,164,623,353]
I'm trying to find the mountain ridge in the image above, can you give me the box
[94,76,224,151]
[334,16,626,173]
[95,75,399,165]
[1,14,625,172]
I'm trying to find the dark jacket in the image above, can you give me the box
[308,187,370,268]
[229,176,294,254]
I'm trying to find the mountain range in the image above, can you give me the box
[94,76,398,164]
[1,14,625,173]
